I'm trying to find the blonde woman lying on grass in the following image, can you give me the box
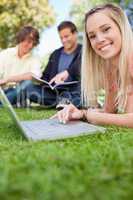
[55,3,133,128]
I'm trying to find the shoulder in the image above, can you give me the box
[0,47,16,58]
[73,44,82,58]
[28,54,41,64]
[77,43,82,49]
[30,54,40,60]
[76,43,82,51]
[49,47,63,60]
[74,43,82,56]
[51,47,63,55]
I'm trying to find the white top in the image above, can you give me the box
[0,46,42,79]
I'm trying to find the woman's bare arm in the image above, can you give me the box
[85,110,133,128]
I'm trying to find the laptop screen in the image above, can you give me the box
[0,86,28,139]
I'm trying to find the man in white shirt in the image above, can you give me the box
[0,26,42,106]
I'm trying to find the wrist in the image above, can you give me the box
[80,109,88,121]
[64,70,69,79]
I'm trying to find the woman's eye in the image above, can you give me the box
[103,27,111,32]
[89,35,96,39]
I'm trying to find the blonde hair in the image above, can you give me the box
[81,3,133,109]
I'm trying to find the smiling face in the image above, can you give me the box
[59,28,77,53]
[86,11,122,62]
[18,36,34,57]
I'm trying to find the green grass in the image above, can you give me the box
[0,107,133,200]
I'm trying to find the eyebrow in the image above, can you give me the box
[88,24,110,35]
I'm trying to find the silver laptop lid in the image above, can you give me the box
[0,86,28,139]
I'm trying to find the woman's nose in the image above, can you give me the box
[96,33,105,43]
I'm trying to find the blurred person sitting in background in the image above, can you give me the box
[55,4,133,128]
[23,21,82,109]
[0,26,42,107]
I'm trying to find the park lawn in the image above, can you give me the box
[0,107,133,200]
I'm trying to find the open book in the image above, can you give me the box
[32,75,79,90]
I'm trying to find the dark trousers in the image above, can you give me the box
[0,81,81,108]
[0,80,32,107]
[24,82,81,108]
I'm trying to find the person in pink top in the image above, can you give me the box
[55,3,133,128]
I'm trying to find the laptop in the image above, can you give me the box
[0,86,106,141]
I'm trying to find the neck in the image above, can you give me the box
[18,45,24,58]
[110,54,120,67]
[64,43,78,54]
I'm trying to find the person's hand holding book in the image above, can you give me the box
[49,70,69,84]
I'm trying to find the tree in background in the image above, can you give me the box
[70,0,108,33]
[0,0,55,49]
[70,0,133,33]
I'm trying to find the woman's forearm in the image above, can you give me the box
[86,111,133,128]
